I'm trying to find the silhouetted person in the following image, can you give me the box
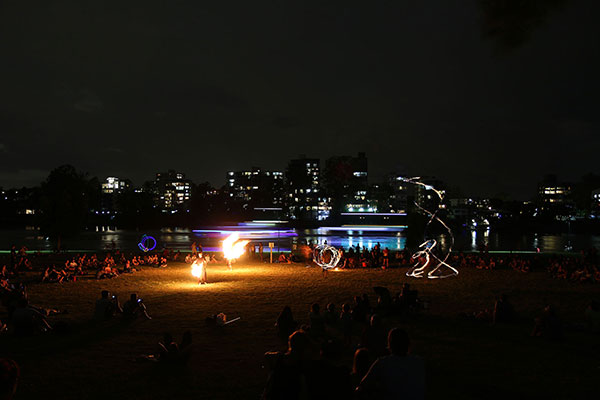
[532,304,563,340]
[123,293,152,320]
[263,330,310,400]
[323,303,338,326]
[493,294,515,324]
[309,303,326,339]
[0,358,19,400]
[307,339,352,400]
[158,332,178,363]
[350,348,371,389]
[94,290,122,320]
[351,296,367,324]
[360,314,388,358]
[275,306,297,342]
[12,298,52,335]
[357,328,425,400]
[585,300,600,334]
[335,306,350,347]
[179,330,193,364]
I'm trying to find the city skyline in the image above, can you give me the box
[1,1,599,199]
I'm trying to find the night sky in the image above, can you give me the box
[1,1,598,199]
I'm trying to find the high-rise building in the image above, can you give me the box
[538,175,572,205]
[323,152,370,215]
[153,170,192,211]
[225,167,284,209]
[286,156,329,220]
[101,177,129,194]
[388,175,409,214]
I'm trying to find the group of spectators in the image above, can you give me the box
[94,290,152,321]
[264,290,425,399]
[546,248,600,283]
[0,244,181,285]
[0,278,59,336]
[295,242,600,284]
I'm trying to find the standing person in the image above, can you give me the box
[382,248,390,269]
[199,258,207,285]
[191,242,198,258]
[197,243,203,259]
[259,242,264,262]
[357,328,425,399]
[9,245,17,271]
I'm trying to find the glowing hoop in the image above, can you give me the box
[313,244,341,270]
[138,235,157,252]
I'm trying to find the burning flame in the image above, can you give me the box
[222,232,249,261]
[191,259,204,278]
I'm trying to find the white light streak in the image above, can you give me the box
[400,177,458,279]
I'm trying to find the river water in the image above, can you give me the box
[1,226,599,254]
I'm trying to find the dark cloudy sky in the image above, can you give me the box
[1,0,598,199]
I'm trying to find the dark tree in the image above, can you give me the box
[480,0,570,50]
[39,165,100,245]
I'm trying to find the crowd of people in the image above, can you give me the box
[264,289,427,399]
[291,241,600,284]
[0,245,179,286]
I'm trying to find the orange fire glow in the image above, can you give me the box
[222,232,250,262]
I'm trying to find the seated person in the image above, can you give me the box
[493,294,515,324]
[94,290,122,320]
[309,303,326,338]
[122,261,134,273]
[585,300,600,334]
[11,298,52,335]
[323,303,339,326]
[532,304,563,340]
[123,294,152,320]
[0,358,19,400]
[357,328,425,399]
[275,306,297,342]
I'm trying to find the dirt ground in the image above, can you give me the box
[1,260,598,399]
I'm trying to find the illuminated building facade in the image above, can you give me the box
[591,188,600,217]
[389,175,410,214]
[225,167,284,209]
[286,156,330,220]
[101,177,129,194]
[537,175,574,218]
[414,176,446,212]
[538,183,572,205]
[323,152,371,215]
[153,170,192,211]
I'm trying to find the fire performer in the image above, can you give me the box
[191,258,207,285]
[222,232,249,271]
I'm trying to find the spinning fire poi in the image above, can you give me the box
[191,257,207,284]
[222,232,249,270]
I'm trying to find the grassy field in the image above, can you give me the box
[1,260,598,399]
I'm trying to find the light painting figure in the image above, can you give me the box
[400,177,459,279]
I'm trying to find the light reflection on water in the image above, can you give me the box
[0,227,599,253]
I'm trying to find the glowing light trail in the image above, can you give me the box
[137,235,157,252]
[313,244,342,270]
[400,177,459,279]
